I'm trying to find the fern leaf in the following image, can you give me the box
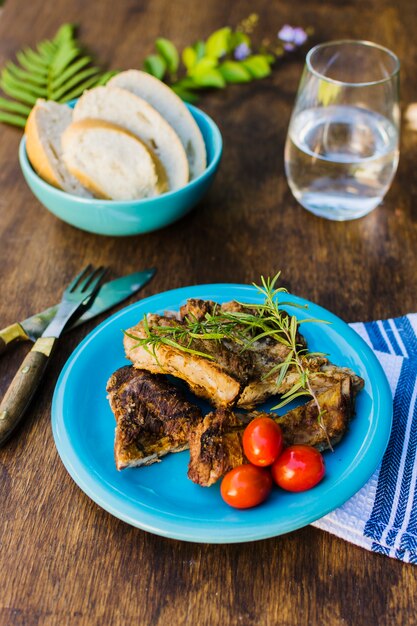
[0,111,27,127]
[16,51,47,76]
[52,66,101,100]
[1,68,45,98]
[57,74,104,103]
[51,56,92,90]
[0,23,117,128]
[5,62,46,87]
[0,96,31,115]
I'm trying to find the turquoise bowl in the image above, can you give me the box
[19,103,223,236]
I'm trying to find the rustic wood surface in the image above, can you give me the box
[1,0,417,624]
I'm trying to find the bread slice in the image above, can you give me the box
[73,86,189,190]
[62,119,168,200]
[109,70,206,179]
[25,99,91,197]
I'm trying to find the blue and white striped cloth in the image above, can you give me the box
[312,314,417,563]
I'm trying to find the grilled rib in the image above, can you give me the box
[188,376,354,486]
[124,299,364,409]
[107,366,202,470]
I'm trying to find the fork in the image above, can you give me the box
[0,265,108,445]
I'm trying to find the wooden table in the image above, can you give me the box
[1,0,416,624]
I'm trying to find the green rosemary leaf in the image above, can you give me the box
[144,54,167,80]
[273,391,311,410]
[155,38,179,74]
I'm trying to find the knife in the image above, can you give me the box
[0,269,155,355]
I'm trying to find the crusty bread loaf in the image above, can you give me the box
[73,86,189,190]
[25,99,91,197]
[109,70,206,179]
[62,119,168,200]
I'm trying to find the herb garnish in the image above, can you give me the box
[124,273,332,448]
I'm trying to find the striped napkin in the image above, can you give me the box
[312,314,417,564]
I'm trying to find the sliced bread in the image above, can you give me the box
[62,119,168,200]
[25,99,91,197]
[109,70,206,179]
[73,86,189,190]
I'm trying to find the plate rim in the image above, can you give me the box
[52,283,393,543]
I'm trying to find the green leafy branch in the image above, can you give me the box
[144,15,311,102]
[0,24,116,127]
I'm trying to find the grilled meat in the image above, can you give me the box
[124,299,364,409]
[188,376,354,486]
[107,366,202,470]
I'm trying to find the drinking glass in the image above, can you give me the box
[284,40,400,220]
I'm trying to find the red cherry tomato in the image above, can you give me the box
[271,445,325,492]
[242,417,284,467]
[220,464,273,509]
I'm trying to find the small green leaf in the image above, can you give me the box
[143,54,167,80]
[193,41,206,61]
[171,84,199,103]
[155,38,179,74]
[191,69,225,88]
[229,31,251,50]
[182,46,197,71]
[188,56,218,78]
[243,55,271,79]
[219,60,251,83]
[205,27,231,58]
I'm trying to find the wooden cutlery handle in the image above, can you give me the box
[0,323,30,355]
[0,337,56,445]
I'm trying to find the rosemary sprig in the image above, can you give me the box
[124,272,332,448]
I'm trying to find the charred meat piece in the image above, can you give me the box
[107,366,202,470]
[188,377,354,486]
[124,299,364,409]
[123,313,252,407]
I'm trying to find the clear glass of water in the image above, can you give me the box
[284,40,400,220]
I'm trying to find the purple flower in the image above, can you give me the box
[278,25,308,48]
[283,43,295,52]
[292,27,308,46]
[234,42,251,61]
[278,25,296,43]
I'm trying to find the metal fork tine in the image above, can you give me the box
[66,264,93,293]
[76,266,99,293]
[82,267,108,294]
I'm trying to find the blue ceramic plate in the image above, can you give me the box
[52,284,392,543]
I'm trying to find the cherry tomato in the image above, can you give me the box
[271,445,325,492]
[243,417,284,466]
[220,464,273,509]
